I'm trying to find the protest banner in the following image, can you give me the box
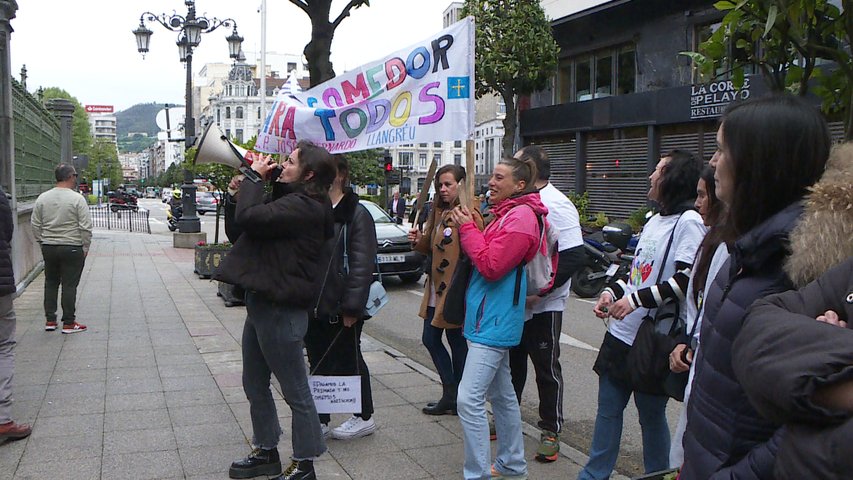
[257,17,475,155]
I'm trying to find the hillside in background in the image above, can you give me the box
[116,102,181,153]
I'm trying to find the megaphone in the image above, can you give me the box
[194,123,263,183]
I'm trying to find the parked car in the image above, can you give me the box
[195,191,218,215]
[360,200,424,283]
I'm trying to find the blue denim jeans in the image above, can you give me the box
[242,291,326,460]
[578,373,670,480]
[422,307,467,387]
[457,342,526,480]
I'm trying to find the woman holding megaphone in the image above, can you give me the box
[215,142,336,480]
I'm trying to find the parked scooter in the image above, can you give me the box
[571,222,637,298]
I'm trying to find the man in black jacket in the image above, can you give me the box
[0,187,31,442]
[386,191,405,224]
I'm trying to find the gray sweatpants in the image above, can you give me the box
[0,293,17,424]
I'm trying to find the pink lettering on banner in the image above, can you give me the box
[342,73,372,105]
[322,88,344,109]
[385,57,407,90]
[418,82,445,125]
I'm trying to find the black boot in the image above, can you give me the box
[229,447,281,479]
[274,459,316,480]
[422,383,457,415]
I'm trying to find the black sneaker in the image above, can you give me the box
[229,447,281,479]
[273,460,316,480]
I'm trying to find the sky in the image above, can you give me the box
[10,0,462,112]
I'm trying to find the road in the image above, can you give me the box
[139,198,679,477]
[364,274,682,478]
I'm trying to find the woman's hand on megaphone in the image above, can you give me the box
[249,152,276,179]
[227,174,244,197]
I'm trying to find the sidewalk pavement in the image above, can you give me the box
[0,230,594,479]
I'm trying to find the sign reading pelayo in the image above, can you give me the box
[257,17,474,155]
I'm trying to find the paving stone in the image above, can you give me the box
[403,443,466,477]
[178,442,247,476]
[394,384,444,405]
[101,450,183,480]
[165,387,225,408]
[106,366,160,380]
[13,455,101,480]
[158,362,210,378]
[105,391,167,412]
[103,427,177,455]
[370,388,409,408]
[336,450,430,479]
[161,374,218,392]
[37,394,104,418]
[30,412,104,439]
[168,403,237,427]
[173,422,245,449]
[106,376,162,395]
[380,421,461,450]
[105,408,171,432]
[373,371,436,389]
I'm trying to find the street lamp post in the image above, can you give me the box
[132,0,242,234]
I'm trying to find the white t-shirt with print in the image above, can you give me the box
[609,210,707,345]
[526,183,584,317]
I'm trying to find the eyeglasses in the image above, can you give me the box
[72,173,79,177]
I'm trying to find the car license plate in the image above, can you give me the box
[605,264,619,276]
[377,254,405,264]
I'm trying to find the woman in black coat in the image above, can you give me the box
[215,142,336,480]
[305,155,378,441]
[733,258,853,479]
[680,95,831,479]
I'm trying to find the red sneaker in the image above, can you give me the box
[0,421,32,441]
[61,322,87,334]
[45,321,58,331]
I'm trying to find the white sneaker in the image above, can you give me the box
[320,423,331,438]
[331,415,376,440]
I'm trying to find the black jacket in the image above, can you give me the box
[214,180,334,307]
[313,189,377,319]
[0,188,14,296]
[733,258,853,480]
[682,202,802,480]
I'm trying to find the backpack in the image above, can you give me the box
[499,206,560,303]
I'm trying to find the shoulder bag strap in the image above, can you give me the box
[313,226,344,318]
[646,213,683,316]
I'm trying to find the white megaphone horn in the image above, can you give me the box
[194,123,263,183]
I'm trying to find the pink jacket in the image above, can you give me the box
[459,192,548,282]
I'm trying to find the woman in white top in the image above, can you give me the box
[577,150,707,480]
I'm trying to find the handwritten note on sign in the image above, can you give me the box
[309,375,362,414]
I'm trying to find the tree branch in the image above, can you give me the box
[332,0,366,29]
[288,0,310,16]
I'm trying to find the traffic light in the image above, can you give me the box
[383,155,393,172]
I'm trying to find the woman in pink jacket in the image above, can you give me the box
[451,155,547,480]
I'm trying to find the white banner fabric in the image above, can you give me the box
[256,17,475,155]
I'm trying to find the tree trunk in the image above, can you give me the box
[501,90,516,157]
[304,2,336,88]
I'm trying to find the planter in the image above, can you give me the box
[194,244,231,279]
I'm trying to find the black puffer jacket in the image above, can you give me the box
[681,202,803,480]
[214,180,333,307]
[312,189,377,319]
[0,188,14,296]
[733,258,853,480]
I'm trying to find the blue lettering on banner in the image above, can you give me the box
[366,126,417,146]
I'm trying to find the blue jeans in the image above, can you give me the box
[242,291,326,460]
[457,342,526,480]
[422,307,467,387]
[578,374,670,480]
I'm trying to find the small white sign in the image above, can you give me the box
[605,263,619,277]
[309,375,362,414]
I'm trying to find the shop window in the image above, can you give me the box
[236,107,244,119]
[617,47,636,95]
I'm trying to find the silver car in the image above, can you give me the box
[195,191,219,215]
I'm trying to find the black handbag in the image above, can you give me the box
[662,306,701,401]
[442,254,472,326]
[626,214,686,396]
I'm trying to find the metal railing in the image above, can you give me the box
[12,78,60,203]
[89,205,151,234]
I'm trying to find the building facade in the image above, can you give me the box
[523,0,844,220]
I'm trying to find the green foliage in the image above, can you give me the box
[461,0,559,153]
[592,211,610,229]
[681,0,853,139]
[86,194,98,205]
[117,134,157,154]
[116,102,166,138]
[567,191,591,225]
[40,87,92,156]
[345,148,385,187]
[81,138,121,189]
[625,206,651,233]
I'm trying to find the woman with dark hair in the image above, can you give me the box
[451,156,545,480]
[305,155,378,441]
[578,149,706,480]
[216,141,336,480]
[667,164,728,466]
[408,164,484,416]
[680,94,831,480]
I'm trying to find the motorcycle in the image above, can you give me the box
[167,205,181,232]
[571,222,638,298]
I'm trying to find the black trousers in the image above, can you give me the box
[509,311,565,433]
[304,316,374,424]
[42,244,85,324]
